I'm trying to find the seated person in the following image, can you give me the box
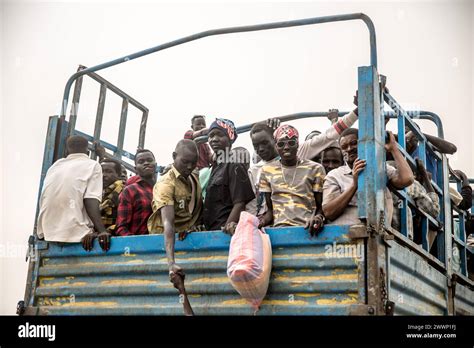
[202,118,255,235]
[320,146,344,174]
[184,115,213,170]
[147,139,203,276]
[258,125,325,236]
[116,149,157,236]
[323,128,414,226]
[37,135,109,251]
[100,159,125,235]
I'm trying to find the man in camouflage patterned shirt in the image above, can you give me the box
[258,124,326,236]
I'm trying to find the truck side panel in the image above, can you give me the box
[27,226,366,315]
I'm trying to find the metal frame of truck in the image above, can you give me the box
[19,13,474,316]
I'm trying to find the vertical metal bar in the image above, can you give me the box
[358,66,384,226]
[421,217,429,251]
[34,116,59,233]
[441,154,455,314]
[358,65,387,315]
[456,179,468,276]
[400,201,408,238]
[437,153,445,263]
[92,83,107,160]
[116,98,128,158]
[397,111,409,238]
[53,118,69,162]
[138,109,148,149]
[67,66,85,137]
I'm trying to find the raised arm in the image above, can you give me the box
[385,131,414,189]
[424,133,457,155]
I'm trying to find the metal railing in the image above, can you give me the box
[383,90,448,267]
[59,13,377,120]
[66,65,148,166]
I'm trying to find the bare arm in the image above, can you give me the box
[305,192,325,236]
[225,202,246,225]
[83,198,110,251]
[424,133,457,155]
[191,128,209,139]
[385,131,414,189]
[161,205,181,273]
[258,192,274,228]
[323,159,365,221]
[323,183,357,221]
[221,202,246,235]
[84,198,107,233]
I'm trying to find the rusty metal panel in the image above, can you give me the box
[388,239,448,315]
[454,281,474,315]
[29,226,366,316]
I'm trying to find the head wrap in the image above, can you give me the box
[273,124,299,142]
[209,118,238,144]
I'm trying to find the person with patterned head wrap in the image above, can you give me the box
[258,124,326,236]
[202,118,254,235]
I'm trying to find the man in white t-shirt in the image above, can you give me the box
[37,135,110,251]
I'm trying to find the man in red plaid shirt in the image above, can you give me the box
[116,149,157,236]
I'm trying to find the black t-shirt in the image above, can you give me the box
[203,162,255,231]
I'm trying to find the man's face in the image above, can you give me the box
[120,167,128,182]
[340,134,358,166]
[192,117,206,131]
[321,148,344,173]
[174,148,198,178]
[251,130,276,162]
[405,131,418,154]
[101,162,120,187]
[275,136,298,163]
[135,152,157,178]
[208,128,231,152]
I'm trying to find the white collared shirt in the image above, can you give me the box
[323,164,396,226]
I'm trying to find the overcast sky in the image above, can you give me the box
[1,0,473,314]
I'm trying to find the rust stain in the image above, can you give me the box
[190,277,229,284]
[38,277,55,286]
[41,281,88,287]
[273,253,327,259]
[100,279,157,286]
[274,273,358,284]
[294,293,322,298]
[61,301,118,308]
[315,297,358,305]
[220,298,307,306]
[282,269,296,273]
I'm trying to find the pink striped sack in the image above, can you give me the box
[227,211,272,311]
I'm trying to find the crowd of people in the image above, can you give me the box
[36,92,473,278]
